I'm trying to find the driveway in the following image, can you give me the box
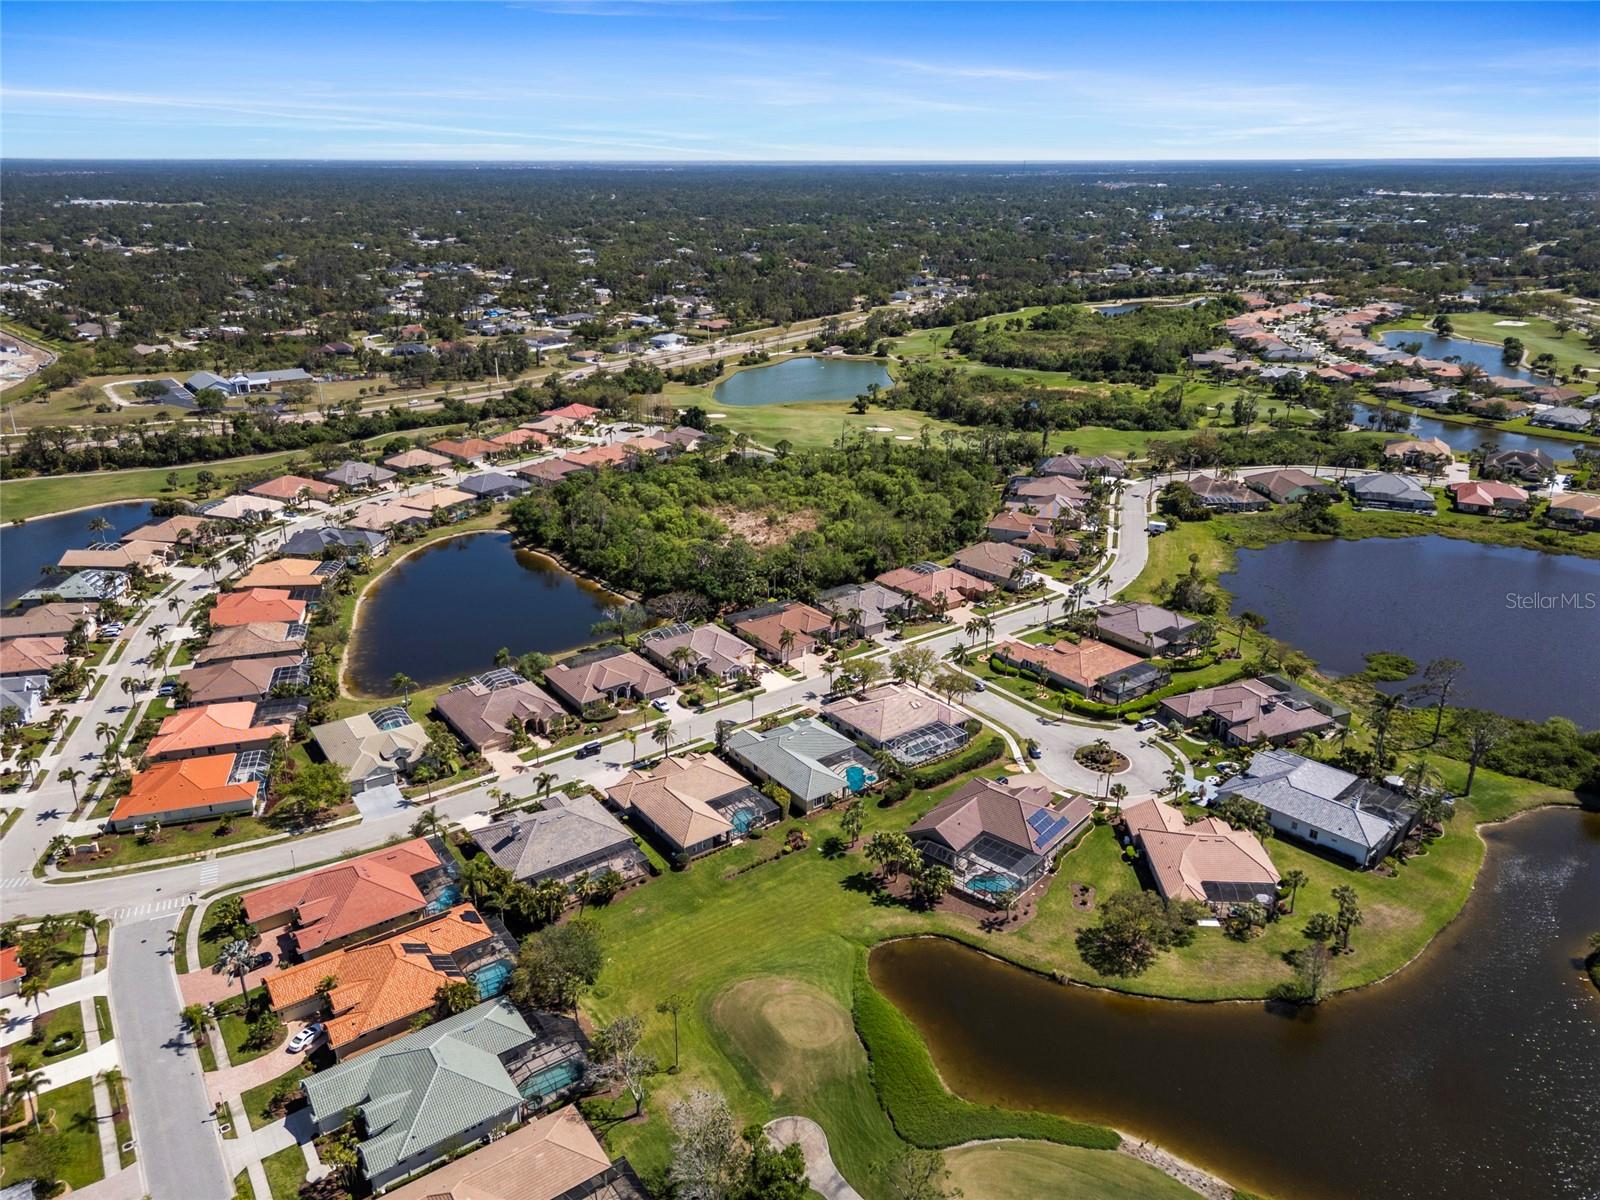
[108,914,232,1200]
[352,782,408,821]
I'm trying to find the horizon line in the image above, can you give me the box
[6,155,1599,166]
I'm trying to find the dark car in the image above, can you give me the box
[575,741,603,759]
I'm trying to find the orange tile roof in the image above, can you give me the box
[244,838,441,955]
[430,438,499,460]
[0,636,68,676]
[210,589,308,628]
[111,754,258,824]
[489,428,549,448]
[545,403,600,420]
[249,475,339,502]
[265,904,492,1050]
[0,946,23,984]
[146,703,292,760]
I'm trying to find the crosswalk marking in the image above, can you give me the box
[0,875,32,891]
[198,862,219,886]
[106,896,191,922]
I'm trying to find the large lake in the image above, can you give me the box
[0,500,156,605]
[1352,401,1584,460]
[345,531,622,694]
[711,357,893,407]
[871,806,1600,1200]
[1379,329,1541,382]
[1221,536,1600,725]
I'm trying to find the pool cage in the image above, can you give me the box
[709,787,781,835]
[883,721,971,766]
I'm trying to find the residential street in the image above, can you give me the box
[108,914,232,1200]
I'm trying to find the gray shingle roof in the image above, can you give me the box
[474,794,636,882]
[280,527,388,557]
[303,998,531,1180]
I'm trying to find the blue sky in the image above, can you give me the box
[3,2,1596,160]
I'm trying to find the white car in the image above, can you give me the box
[286,1023,326,1054]
[651,697,673,713]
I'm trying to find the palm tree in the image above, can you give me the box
[652,720,672,759]
[58,767,83,806]
[87,515,112,541]
[778,627,797,664]
[1282,868,1309,914]
[391,673,417,706]
[410,809,445,838]
[535,772,556,803]
[964,618,983,646]
[217,939,257,1009]
[75,910,99,960]
[7,1066,49,1130]
[621,729,638,763]
[1235,610,1266,655]
[668,645,697,682]
[18,972,49,1015]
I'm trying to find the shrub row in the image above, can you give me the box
[851,957,1119,1150]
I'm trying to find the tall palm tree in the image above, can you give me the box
[18,972,48,1016]
[1235,610,1266,655]
[1282,868,1309,915]
[76,911,99,960]
[652,720,672,759]
[621,730,638,763]
[7,1067,49,1130]
[217,939,257,1010]
[58,767,83,806]
[778,627,797,663]
[535,772,556,803]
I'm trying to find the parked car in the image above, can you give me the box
[286,1023,326,1054]
[575,741,603,759]
[100,623,124,638]
[157,679,176,697]
[1027,744,1043,760]
[651,697,673,713]
[1135,717,1159,731]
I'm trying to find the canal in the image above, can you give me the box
[1219,535,1600,725]
[711,357,893,407]
[345,531,622,694]
[870,806,1600,1200]
[0,500,157,606]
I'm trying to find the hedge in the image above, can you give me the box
[851,956,1120,1150]
[909,736,1007,790]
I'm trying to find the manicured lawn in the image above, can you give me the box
[61,815,279,872]
[708,399,966,451]
[233,1169,258,1200]
[216,987,286,1064]
[261,1144,308,1200]
[240,1063,308,1131]
[24,1078,105,1191]
[945,1141,1204,1200]
[6,1003,87,1072]
[173,904,196,973]
[44,925,90,987]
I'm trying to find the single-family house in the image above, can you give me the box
[0,602,98,642]
[544,649,673,714]
[515,458,586,487]
[1037,453,1126,480]
[1448,479,1530,516]
[279,526,389,560]
[181,654,305,706]
[732,602,835,665]
[0,677,46,725]
[209,589,308,628]
[0,946,24,999]
[243,838,449,959]
[474,793,647,887]
[876,564,995,612]
[950,541,1036,589]
[234,557,341,600]
[1158,678,1336,746]
[816,582,913,638]
[992,637,1166,703]
[195,494,284,523]
[0,637,68,678]
[56,540,171,574]
[1482,448,1557,484]
[247,475,340,505]
[121,515,217,547]
[321,460,397,491]
[1346,473,1436,512]
[195,621,306,666]
[1094,602,1199,658]
[381,448,453,474]
[1243,468,1337,504]
[1212,748,1419,868]
[724,717,877,812]
[458,472,531,501]
[268,905,507,1061]
[14,570,129,609]
[1528,406,1594,433]
[1184,476,1270,511]
[1121,798,1280,907]
[429,437,499,464]
[821,683,969,765]
[311,707,431,794]
[146,702,293,762]
[1546,491,1600,530]
[909,775,1092,903]
[608,753,777,858]
[640,623,757,682]
[435,672,565,752]
[107,753,260,832]
[1382,437,1454,468]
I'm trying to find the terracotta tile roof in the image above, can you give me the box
[545,403,601,420]
[564,443,631,470]
[210,589,307,628]
[1160,678,1334,743]
[57,541,169,571]
[544,649,672,709]
[489,428,549,449]
[733,603,833,659]
[249,475,339,502]
[1122,798,1279,904]
[266,904,493,1050]
[0,603,98,642]
[876,565,994,605]
[183,654,301,705]
[1383,437,1454,461]
[1550,491,1600,519]
[381,448,453,471]
[430,438,500,461]
[1449,480,1529,508]
[607,753,747,850]
[994,637,1143,690]
[0,946,23,985]
[0,636,67,676]
[194,622,305,665]
[147,702,292,760]
[244,838,442,956]
[111,754,258,825]
[379,1106,612,1200]
[951,541,1032,581]
[911,774,1088,858]
[121,515,216,545]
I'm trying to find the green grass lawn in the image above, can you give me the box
[1380,311,1600,374]
[707,399,967,451]
[61,815,278,872]
[215,987,287,1064]
[240,1063,307,1131]
[261,1144,307,1200]
[233,1169,258,1200]
[44,925,90,987]
[945,1141,1203,1200]
[5,1003,87,1072]
[23,1078,105,1191]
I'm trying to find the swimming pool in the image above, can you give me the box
[967,873,1017,895]
[844,765,877,792]
[425,884,462,915]
[472,960,513,999]
[731,808,759,834]
[519,1058,583,1102]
